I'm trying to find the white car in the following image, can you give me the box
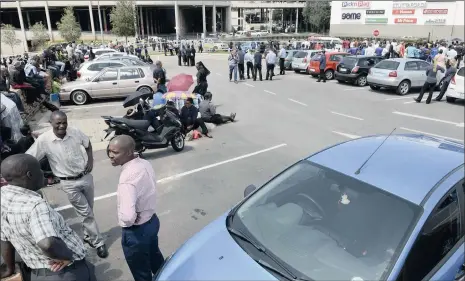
[94,52,139,61]
[77,60,127,80]
[84,48,117,61]
[445,67,464,103]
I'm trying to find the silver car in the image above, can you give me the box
[95,52,139,61]
[60,66,156,105]
[291,50,319,73]
[367,58,445,95]
[77,58,154,80]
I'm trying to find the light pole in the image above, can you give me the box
[98,1,104,44]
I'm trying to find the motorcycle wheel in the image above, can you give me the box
[171,133,185,152]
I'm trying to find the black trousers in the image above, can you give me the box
[416,82,436,103]
[279,58,285,75]
[266,63,275,80]
[190,56,195,66]
[202,114,232,125]
[317,68,326,82]
[30,259,97,281]
[253,64,262,81]
[246,62,253,78]
[238,63,245,79]
[178,56,181,66]
[183,118,208,134]
[436,80,450,101]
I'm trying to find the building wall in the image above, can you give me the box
[329,1,464,40]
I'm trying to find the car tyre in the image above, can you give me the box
[138,86,153,94]
[294,69,300,73]
[71,90,89,105]
[356,75,368,87]
[446,96,457,103]
[369,84,381,90]
[396,80,411,96]
[325,70,334,80]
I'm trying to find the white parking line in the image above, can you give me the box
[288,98,308,106]
[215,73,222,76]
[404,101,417,104]
[54,143,287,212]
[385,96,412,101]
[330,111,364,121]
[400,127,464,143]
[343,88,362,91]
[61,103,121,110]
[393,111,464,127]
[264,90,277,95]
[332,131,361,139]
[244,83,255,87]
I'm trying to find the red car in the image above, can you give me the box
[308,52,349,80]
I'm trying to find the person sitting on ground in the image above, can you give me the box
[180,97,211,138]
[199,92,235,125]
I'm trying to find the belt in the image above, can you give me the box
[31,259,84,276]
[58,172,87,181]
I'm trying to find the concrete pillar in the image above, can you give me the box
[145,8,149,37]
[97,2,104,43]
[103,8,108,32]
[134,4,138,38]
[17,1,28,52]
[269,9,273,33]
[149,10,153,36]
[202,2,206,37]
[175,1,180,41]
[139,6,144,38]
[26,11,31,28]
[295,8,299,34]
[44,1,53,41]
[226,6,232,33]
[89,2,96,39]
[212,2,216,34]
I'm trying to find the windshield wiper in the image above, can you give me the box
[227,227,312,281]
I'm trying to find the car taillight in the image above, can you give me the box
[451,75,456,85]
[351,66,359,73]
[77,72,81,78]
[389,71,397,77]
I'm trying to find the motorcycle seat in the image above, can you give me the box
[112,118,151,131]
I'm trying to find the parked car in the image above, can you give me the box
[291,50,319,73]
[154,134,464,281]
[335,56,384,86]
[107,56,156,72]
[284,50,299,70]
[445,67,464,103]
[308,51,349,80]
[94,52,139,61]
[84,48,117,61]
[60,66,155,105]
[77,60,128,80]
[367,58,446,95]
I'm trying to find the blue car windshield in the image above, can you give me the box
[235,160,421,281]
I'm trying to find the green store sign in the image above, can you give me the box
[365,18,389,24]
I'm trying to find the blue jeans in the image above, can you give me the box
[229,65,238,81]
[122,215,165,281]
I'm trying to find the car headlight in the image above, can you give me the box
[153,253,174,280]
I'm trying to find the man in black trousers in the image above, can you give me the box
[316,50,327,83]
[253,51,263,81]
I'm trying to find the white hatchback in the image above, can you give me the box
[445,67,464,103]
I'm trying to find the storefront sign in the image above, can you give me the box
[366,10,385,15]
[392,9,415,15]
[423,9,448,14]
[365,18,389,24]
[341,12,362,20]
[425,19,446,24]
[394,18,418,24]
[341,1,371,9]
[393,2,427,9]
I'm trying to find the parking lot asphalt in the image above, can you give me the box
[37,53,464,281]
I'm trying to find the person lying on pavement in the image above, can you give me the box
[199,92,236,125]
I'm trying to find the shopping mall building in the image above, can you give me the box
[330,1,464,40]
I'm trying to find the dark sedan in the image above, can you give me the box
[335,56,384,87]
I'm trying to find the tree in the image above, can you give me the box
[1,24,22,54]
[110,0,136,44]
[303,1,331,33]
[30,22,49,50]
[57,7,81,42]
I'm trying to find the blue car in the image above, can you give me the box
[154,134,465,281]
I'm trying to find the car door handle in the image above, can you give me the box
[134,81,139,83]
[112,82,117,85]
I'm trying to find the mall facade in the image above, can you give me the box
[330,1,464,40]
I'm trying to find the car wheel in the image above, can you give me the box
[71,90,89,105]
[356,75,368,87]
[446,96,457,103]
[138,86,153,94]
[396,80,411,95]
[294,69,300,73]
[325,70,334,80]
[369,85,381,90]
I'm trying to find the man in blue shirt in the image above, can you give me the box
[406,44,416,58]
[180,97,211,137]
[316,50,327,83]
[375,45,383,56]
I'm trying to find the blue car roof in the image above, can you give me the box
[308,134,464,205]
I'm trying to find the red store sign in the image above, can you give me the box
[394,18,418,24]
[423,9,448,14]
[392,9,415,15]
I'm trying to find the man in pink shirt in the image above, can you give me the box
[107,135,164,281]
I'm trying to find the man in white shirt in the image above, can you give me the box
[447,46,458,61]
[244,50,254,79]
[365,44,375,56]
[66,43,74,59]
[265,49,277,81]
[278,46,287,75]
[1,93,24,142]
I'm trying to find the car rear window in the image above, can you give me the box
[341,57,358,66]
[374,60,400,70]
[294,51,308,59]
[311,54,322,61]
[457,68,464,77]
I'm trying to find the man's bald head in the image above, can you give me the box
[1,154,44,191]
[107,135,136,166]
[50,110,67,122]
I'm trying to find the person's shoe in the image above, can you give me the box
[426,100,431,104]
[230,113,236,122]
[435,98,441,101]
[234,80,238,84]
[413,98,421,103]
[204,133,213,138]
[96,245,109,259]
[316,80,320,82]
[83,236,96,248]
[323,80,326,83]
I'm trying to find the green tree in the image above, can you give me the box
[57,7,81,42]
[1,24,22,54]
[303,1,331,33]
[110,0,136,44]
[30,22,49,50]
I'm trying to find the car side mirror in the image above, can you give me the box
[244,184,257,198]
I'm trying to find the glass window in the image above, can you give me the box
[123,59,144,66]
[374,60,400,70]
[341,57,358,67]
[404,62,419,71]
[88,62,110,71]
[417,61,430,70]
[119,68,141,80]
[109,62,124,67]
[399,183,462,281]
[98,69,118,81]
[294,51,308,59]
[112,53,124,57]
[234,160,421,281]
[330,54,345,62]
[138,68,145,78]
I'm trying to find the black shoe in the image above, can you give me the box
[426,100,431,104]
[413,98,421,103]
[83,236,96,248]
[96,244,109,259]
[435,98,442,101]
[230,113,236,122]
[316,80,320,82]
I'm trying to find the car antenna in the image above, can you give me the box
[355,128,397,175]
